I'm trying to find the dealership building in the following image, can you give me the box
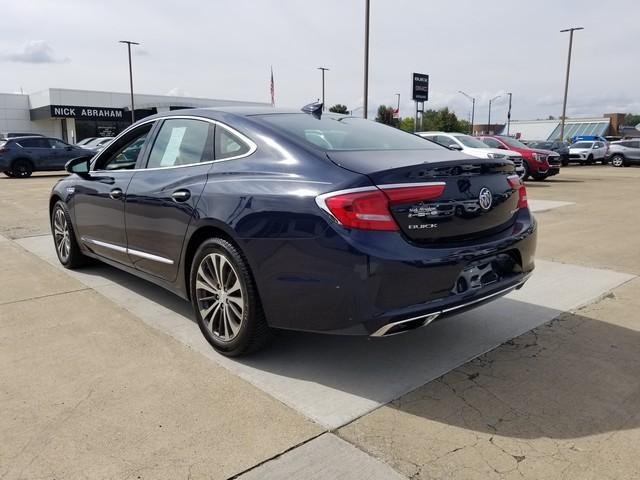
[0,88,269,142]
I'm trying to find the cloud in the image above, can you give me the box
[1,40,69,64]
[165,87,192,97]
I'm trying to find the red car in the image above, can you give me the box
[477,135,561,181]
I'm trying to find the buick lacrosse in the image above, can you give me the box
[50,105,536,356]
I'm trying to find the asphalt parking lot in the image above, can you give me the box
[1,166,639,479]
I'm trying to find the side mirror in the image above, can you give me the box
[448,143,463,150]
[65,146,73,151]
[65,155,92,174]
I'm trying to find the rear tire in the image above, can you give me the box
[611,155,625,167]
[190,237,273,356]
[51,201,87,268]
[12,159,33,178]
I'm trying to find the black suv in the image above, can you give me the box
[0,136,91,178]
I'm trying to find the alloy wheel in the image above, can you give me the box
[195,253,245,342]
[53,208,71,262]
[611,156,624,167]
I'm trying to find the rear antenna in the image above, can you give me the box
[301,101,323,119]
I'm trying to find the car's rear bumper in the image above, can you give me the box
[247,208,537,336]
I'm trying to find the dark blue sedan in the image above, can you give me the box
[49,106,536,356]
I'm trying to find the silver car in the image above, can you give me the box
[607,140,640,167]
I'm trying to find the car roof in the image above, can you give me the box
[7,135,51,141]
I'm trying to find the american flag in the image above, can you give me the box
[270,66,275,106]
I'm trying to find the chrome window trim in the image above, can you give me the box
[91,115,257,173]
[81,237,174,265]
[315,182,447,225]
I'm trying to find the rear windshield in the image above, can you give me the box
[256,113,442,151]
[572,142,593,148]
[454,134,490,149]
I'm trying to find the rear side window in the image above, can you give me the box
[48,139,68,149]
[17,138,48,148]
[257,113,441,151]
[215,126,251,160]
[146,119,213,168]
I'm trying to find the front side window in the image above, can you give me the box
[499,137,528,149]
[454,134,489,149]
[95,123,154,171]
[48,139,68,149]
[146,118,212,168]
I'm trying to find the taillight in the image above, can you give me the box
[322,189,398,230]
[381,183,445,205]
[317,183,446,231]
[507,175,528,209]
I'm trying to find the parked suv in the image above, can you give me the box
[418,131,526,178]
[476,135,561,180]
[0,136,91,178]
[527,140,570,166]
[607,140,640,167]
[568,140,608,165]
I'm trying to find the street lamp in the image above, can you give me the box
[395,93,400,112]
[559,27,584,141]
[363,0,370,118]
[317,67,329,110]
[488,94,502,134]
[506,92,513,135]
[458,90,475,135]
[119,40,139,123]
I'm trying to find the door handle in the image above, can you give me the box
[171,189,191,203]
[109,188,123,200]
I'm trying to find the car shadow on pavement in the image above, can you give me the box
[379,310,640,440]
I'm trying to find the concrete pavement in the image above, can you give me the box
[1,165,639,479]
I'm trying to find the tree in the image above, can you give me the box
[375,105,398,127]
[419,107,463,132]
[399,116,415,132]
[329,104,348,114]
[623,114,640,126]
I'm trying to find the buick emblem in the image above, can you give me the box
[478,187,492,210]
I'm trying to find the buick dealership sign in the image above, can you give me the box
[412,73,429,102]
[49,105,125,120]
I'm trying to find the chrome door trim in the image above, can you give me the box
[81,237,174,265]
[91,115,257,173]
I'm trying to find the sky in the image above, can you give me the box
[1,0,639,122]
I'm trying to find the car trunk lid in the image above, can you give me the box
[326,150,521,243]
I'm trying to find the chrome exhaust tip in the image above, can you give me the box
[370,312,441,337]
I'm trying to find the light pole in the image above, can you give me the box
[119,40,139,123]
[506,92,512,135]
[363,0,370,118]
[559,27,583,141]
[488,94,502,134]
[458,90,475,135]
[395,93,400,112]
[317,67,329,110]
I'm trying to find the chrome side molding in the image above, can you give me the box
[81,237,174,265]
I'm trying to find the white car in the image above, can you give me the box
[418,131,526,178]
[568,140,608,164]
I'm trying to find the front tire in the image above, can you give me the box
[51,201,87,268]
[3,170,14,177]
[12,159,33,178]
[586,155,594,165]
[611,155,625,167]
[190,237,272,356]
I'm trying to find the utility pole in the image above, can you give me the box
[488,94,502,134]
[458,91,475,135]
[317,67,329,110]
[559,27,584,141]
[119,40,139,123]
[363,0,370,118]
[506,92,512,135]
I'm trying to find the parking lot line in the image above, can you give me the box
[15,234,635,430]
